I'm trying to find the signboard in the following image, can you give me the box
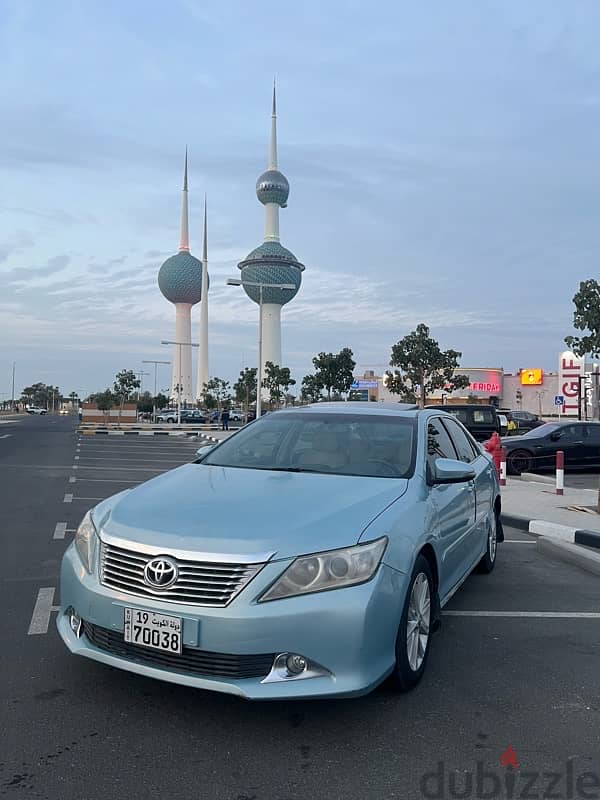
[521,368,544,386]
[348,389,369,401]
[554,395,564,406]
[469,382,501,393]
[558,351,585,416]
[351,380,378,390]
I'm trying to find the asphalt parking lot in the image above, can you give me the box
[1,414,599,799]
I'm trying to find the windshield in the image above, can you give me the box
[522,423,560,438]
[202,412,416,478]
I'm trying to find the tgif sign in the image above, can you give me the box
[558,351,585,416]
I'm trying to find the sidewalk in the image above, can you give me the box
[502,477,600,533]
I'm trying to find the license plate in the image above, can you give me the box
[123,608,182,654]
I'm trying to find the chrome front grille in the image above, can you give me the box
[100,541,264,607]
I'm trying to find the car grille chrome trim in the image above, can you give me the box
[100,541,265,607]
[83,622,275,679]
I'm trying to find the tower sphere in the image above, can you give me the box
[158,252,202,305]
[256,169,289,207]
[238,241,303,306]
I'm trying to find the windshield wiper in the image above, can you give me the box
[266,466,324,473]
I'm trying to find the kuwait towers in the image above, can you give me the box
[238,84,305,385]
[157,152,209,403]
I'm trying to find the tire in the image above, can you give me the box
[167,417,175,424]
[507,449,532,475]
[476,508,498,574]
[389,555,434,692]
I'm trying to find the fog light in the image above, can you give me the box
[285,654,307,675]
[68,608,83,638]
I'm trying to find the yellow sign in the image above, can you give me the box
[521,368,543,386]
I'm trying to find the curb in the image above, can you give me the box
[537,538,600,577]
[79,429,199,437]
[197,433,221,444]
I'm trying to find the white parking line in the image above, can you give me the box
[73,477,139,483]
[63,493,73,503]
[28,588,60,634]
[0,434,11,439]
[70,496,105,501]
[75,456,186,463]
[53,522,68,539]
[444,611,600,618]
[69,476,76,483]
[503,540,536,544]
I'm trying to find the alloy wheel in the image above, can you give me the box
[406,572,431,672]
[488,514,497,562]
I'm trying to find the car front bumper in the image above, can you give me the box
[57,543,408,700]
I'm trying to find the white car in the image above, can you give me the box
[26,406,47,415]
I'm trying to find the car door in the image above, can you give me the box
[426,417,476,601]
[442,417,488,570]
[580,424,600,467]
[553,425,587,468]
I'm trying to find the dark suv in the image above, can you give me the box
[427,404,500,442]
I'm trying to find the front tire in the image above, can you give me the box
[389,555,433,692]
[476,509,498,573]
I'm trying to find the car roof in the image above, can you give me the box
[277,402,424,418]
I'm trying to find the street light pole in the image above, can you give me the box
[11,362,15,410]
[161,341,198,425]
[226,278,295,419]
[142,360,171,421]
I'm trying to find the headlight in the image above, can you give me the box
[75,510,98,573]
[259,537,388,602]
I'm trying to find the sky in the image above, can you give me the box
[1,0,600,400]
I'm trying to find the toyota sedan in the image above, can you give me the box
[58,404,502,700]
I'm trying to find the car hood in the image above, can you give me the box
[94,464,409,561]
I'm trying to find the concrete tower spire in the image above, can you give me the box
[196,195,209,400]
[179,148,190,253]
[238,84,305,402]
[158,149,202,404]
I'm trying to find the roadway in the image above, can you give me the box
[1,414,599,798]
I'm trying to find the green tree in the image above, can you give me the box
[565,279,600,357]
[233,368,257,417]
[95,389,114,421]
[262,362,296,409]
[136,391,154,414]
[154,392,169,412]
[385,324,470,408]
[113,369,141,419]
[311,348,356,400]
[201,378,231,412]
[21,382,61,410]
[301,374,323,404]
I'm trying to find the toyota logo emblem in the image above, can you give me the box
[144,557,178,589]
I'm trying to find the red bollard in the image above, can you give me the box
[499,447,507,487]
[556,450,564,495]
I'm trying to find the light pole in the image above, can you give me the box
[142,360,171,421]
[11,362,15,410]
[226,278,296,418]
[161,341,198,424]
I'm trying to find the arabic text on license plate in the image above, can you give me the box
[123,608,182,654]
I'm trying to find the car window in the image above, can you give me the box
[472,408,495,424]
[586,425,600,442]
[442,418,476,463]
[426,419,457,469]
[558,426,580,440]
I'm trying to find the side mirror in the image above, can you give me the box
[195,444,216,461]
[429,458,476,485]
[549,431,561,441]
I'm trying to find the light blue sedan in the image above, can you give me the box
[57,403,502,699]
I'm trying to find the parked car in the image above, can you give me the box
[58,403,502,700]
[156,409,206,424]
[426,404,500,442]
[509,410,545,433]
[26,406,47,415]
[503,421,600,474]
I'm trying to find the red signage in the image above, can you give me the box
[470,382,500,393]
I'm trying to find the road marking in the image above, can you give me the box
[74,455,80,460]
[63,493,73,503]
[53,522,68,539]
[74,456,186,463]
[28,588,60,634]
[73,477,139,483]
[444,611,600,618]
[69,476,76,483]
[72,465,78,470]
[71,496,105,501]
[0,434,11,439]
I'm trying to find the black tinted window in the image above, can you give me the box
[427,419,457,466]
[443,418,477,463]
